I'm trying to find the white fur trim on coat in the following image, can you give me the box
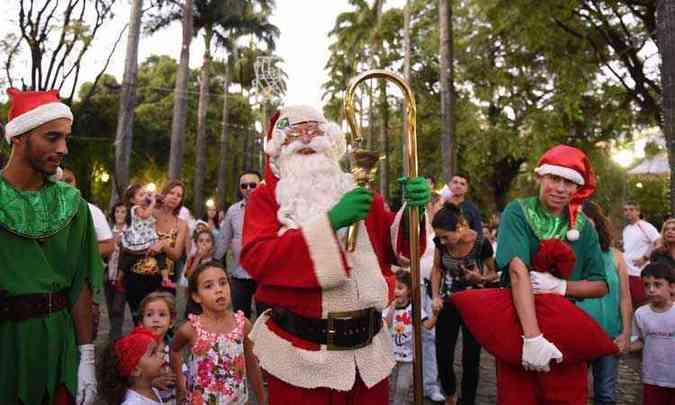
[5,102,73,141]
[534,164,585,185]
[302,215,349,289]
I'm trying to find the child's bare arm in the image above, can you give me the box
[423,313,437,330]
[243,319,266,405]
[629,338,643,352]
[171,321,194,400]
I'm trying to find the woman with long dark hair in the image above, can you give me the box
[580,201,632,405]
[430,203,498,405]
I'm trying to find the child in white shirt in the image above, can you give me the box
[384,270,438,405]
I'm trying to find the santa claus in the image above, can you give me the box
[240,105,429,404]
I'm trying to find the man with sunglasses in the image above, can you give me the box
[219,170,262,318]
[241,105,430,404]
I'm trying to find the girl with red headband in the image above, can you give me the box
[98,327,165,404]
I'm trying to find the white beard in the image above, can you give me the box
[276,147,355,231]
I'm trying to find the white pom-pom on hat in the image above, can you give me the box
[566,228,580,241]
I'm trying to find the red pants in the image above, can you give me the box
[52,385,74,405]
[643,384,675,405]
[267,373,388,405]
[496,359,587,405]
[629,275,648,309]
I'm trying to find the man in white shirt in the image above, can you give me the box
[622,201,661,308]
[61,168,114,256]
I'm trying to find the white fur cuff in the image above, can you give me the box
[302,215,348,289]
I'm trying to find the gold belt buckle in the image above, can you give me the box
[326,308,376,351]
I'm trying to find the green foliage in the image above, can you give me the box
[323,0,663,216]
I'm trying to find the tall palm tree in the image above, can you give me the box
[439,0,455,183]
[148,0,279,216]
[162,0,193,181]
[657,0,675,211]
[113,0,144,200]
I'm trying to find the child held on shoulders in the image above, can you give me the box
[170,261,265,405]
[98,326,166,405]
[139,292,178,405]
[630,263,675,405]
[384,270,438,405]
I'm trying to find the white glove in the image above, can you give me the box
[529,271,567,295]
[77,344,97,405]
[521,334,563,372]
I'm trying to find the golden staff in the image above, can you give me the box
[344,69,423,405]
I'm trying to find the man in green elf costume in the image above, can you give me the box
[0,88,102,405]
[495,144,609,404]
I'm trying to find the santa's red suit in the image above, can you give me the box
[240,106,421,404]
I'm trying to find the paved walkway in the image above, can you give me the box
[95,303,643,404]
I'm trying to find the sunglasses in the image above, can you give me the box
[240,183,257,190]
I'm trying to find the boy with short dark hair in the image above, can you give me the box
[630,263,675,405]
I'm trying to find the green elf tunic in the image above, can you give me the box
[497,197,607,292]
[0,176,104,404]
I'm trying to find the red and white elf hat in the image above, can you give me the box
[5,88,73,143]
[534,144,596,241]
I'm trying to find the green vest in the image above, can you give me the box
[576,250,622,337]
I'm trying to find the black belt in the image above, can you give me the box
[0,289,69,321]
[270,307,382,351]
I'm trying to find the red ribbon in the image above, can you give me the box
[113,326,159,377]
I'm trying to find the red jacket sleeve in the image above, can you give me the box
[241,183,350,290]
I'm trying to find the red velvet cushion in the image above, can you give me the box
[451,288,618,367]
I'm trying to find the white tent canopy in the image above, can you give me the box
[627,153,670,176]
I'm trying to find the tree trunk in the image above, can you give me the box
[657,0,675,212]
[402,0,412,177]
[168,0,193,181]
[231,132,240,201]
[112,0,143,202]
[242,128,251,170]
[192,30,212,219]
[439,0,455,183]
[216,61,230,208]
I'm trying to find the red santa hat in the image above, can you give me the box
[534,144,596,241]
[5,88,73,143]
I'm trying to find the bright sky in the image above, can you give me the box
[0,0,402,107]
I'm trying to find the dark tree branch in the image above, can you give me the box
[78,24,128,109]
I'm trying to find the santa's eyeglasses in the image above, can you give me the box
[282,122,324,145]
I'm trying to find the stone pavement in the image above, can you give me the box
[95,304,643,404]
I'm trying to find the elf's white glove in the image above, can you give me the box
[77,344,97,405]
[529,271,567,295]
[521,334,563,372]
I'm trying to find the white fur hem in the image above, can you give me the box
[250,311,395,391]
[5,102,72,141]
[302,215,348,289]
[534,164,584,185]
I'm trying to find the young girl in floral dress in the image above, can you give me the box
[170,261,265,405]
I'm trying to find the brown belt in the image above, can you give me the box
[0,289,69,321]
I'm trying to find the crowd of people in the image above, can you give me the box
[1,88,674,405]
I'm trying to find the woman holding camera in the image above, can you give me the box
[431,203,499,405]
